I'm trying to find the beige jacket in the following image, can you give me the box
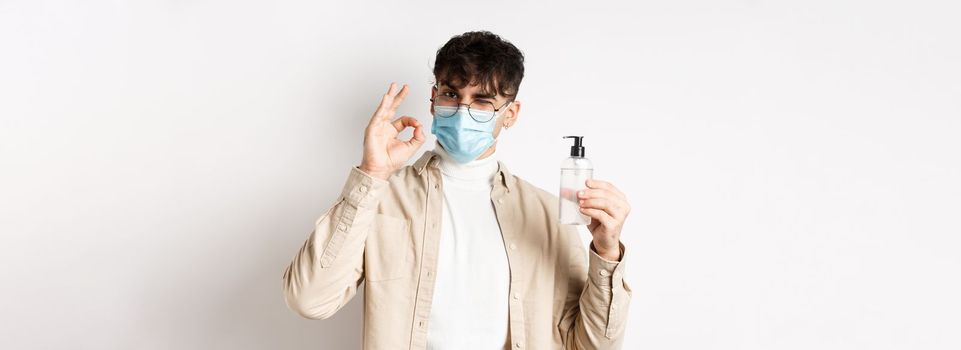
[282,149,632,349]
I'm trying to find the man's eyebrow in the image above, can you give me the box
[472,91,496,99]
[437,83,497,99]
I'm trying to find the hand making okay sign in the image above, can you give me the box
[358,82,427,180]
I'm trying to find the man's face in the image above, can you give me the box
[430,81,521,139]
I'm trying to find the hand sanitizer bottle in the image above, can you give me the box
[559,136,593,225]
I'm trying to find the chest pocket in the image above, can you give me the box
[365,213,414,282]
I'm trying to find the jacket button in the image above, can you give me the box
[509,243,517,250]
[498,198,504,204]
[599,270,610,276]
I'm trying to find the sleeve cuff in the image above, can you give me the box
[339,166,390,209]
[588,241,626,288]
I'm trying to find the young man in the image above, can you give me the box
[283,31,633,350]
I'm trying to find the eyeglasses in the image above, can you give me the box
[430,92,513,123]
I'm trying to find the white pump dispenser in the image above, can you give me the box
[559,136,593,225]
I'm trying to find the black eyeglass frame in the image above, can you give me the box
[429,93,513,123]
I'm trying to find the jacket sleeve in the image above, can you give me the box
[558,224,633,349]
[282,166,389,320]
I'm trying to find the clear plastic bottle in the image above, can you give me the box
[559,136,593,225]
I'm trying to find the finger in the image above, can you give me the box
[407,121,426,146]
[576,188,621,201]
[391,116,421,133]
[381,82,397,110]
[583,180,630,215]
[370,83,397,125]
[579,207,616,228]
[579,197,625,220]
[389,84,409,111]
[560,187,580,199]
[585,179,626,199]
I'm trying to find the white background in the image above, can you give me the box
[2,0,959,349]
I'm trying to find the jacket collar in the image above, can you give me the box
[413,149,515,192]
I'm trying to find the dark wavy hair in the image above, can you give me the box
[432,31,525,101]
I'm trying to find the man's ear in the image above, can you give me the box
[504,100,521,127]
[429,85,437,115]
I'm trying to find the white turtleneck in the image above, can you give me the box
[426,140,511,350]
